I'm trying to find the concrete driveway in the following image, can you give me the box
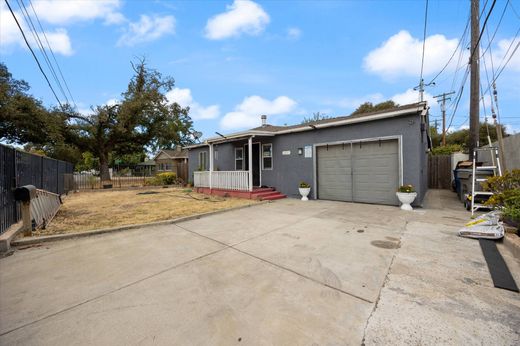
[1,191,519,345]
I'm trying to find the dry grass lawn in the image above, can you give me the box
[34,187,258,236]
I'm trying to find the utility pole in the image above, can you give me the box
[469,0,480,160]
[433,91,455,146]
[414,78,435,102]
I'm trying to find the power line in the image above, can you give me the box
[3,0,63,108]
[16,0,70,105]
[27,0,77,110]
[446,65,470,132]
[429,12,470,85]
[480,0,509,60]
[469,0,497,62]
[419,0,429,83]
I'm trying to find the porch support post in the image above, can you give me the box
[248,136,253,191]
[209,143,214,189]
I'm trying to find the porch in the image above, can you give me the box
[193,135,270,192]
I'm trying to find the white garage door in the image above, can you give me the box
[317,139,399,205]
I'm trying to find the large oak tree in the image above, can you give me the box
[64,60,194,180]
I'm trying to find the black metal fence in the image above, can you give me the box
[73,172,153,190]
[0,144,74,234]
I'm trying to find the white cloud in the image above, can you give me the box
[324,93,385,110]
[30,0,124,25]
[391,88,434,106]
[287,27,301,40]
[117,15,175,47]
[492,37,520,72]
[166,88,220,120]
[220,95,297,130]
[0,4,73,55]
[205,0,270,40]
[364,30,459,79]
[105,98,119,106]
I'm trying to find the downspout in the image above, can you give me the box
[209,143,214,190]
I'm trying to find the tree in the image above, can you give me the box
[444,122,506,149]
[301,111,331,124]
[0,63,66,146]
[350,100,399,116]
[64,60,194,180]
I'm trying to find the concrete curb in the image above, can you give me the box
[0,222,23,254]
[11,201,270,247]
[503,233,520,259]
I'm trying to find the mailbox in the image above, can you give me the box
[14,185,37,202]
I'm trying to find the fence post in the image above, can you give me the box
[55,159,58,194]
[41,156,44,189]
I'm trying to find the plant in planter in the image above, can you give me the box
[299,181,311,201]
[484,170,520,234]
[396,184,417,211]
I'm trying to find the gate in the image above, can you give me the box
[428,155,452,189]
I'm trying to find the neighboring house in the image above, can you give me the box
[153,148,189,181]
[135,160,156,176]
[186,102,429,206]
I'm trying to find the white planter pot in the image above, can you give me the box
[299,187,311,201]
[396,192,417,211]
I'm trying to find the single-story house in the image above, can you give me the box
[186,102,429,206]
[153,148,189,181]
[135,160,156,176]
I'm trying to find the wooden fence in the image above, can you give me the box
[428,155,452,189]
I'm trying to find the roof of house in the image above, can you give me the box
[137,160,156,166]
[153,149,188,160]
[185,102,428,148]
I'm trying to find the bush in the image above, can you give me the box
[484,170,520,224]
[299,181,310,188]
[430,144,463,156]
[147,172,178,186]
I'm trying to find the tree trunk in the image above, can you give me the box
[99,151,111,181]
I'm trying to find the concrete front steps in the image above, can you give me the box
[195,187,286,201]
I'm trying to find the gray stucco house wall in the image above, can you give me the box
[187,103,429,206]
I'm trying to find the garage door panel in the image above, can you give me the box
[317,145,352,201]
[353,141,399,205]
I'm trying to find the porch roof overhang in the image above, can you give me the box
[184,130,275,148]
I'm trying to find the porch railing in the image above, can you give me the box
[194,171,250,191]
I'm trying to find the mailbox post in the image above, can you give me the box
[14,185,37,236]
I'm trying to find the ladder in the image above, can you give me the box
[470,147,502,216]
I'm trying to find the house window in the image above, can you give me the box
[198,151,208,170]
[235,147,243,170]
[165,163,173,171]
[262,144,273,170]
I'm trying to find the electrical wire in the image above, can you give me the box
[428,12,470,85]
[3,0,64,108]
[419,0,429,84]
[469,0,497,63]
[446,65,470,132]
[480,0,509,60]
[16,0,70,105]
[27,0,77,110]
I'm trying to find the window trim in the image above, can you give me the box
[235,147,244,170]
[262,143,273,170]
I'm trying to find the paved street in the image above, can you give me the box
[1,191,519,345]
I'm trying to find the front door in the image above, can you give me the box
[244,143,261,186]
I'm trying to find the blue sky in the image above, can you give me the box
[1,0,519,141]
